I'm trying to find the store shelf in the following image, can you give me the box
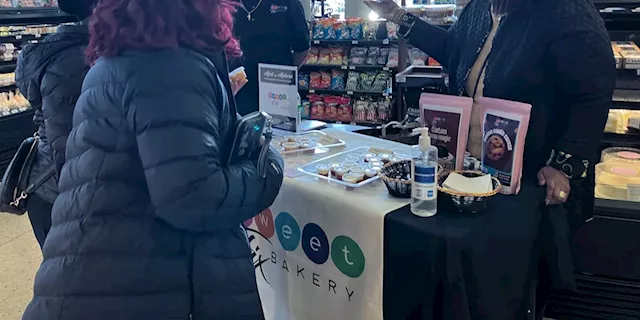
[0,7,73,25]
[311,39,397,46]
[0,62,16,73]
[0,83,16,92]
[602,131,640,146]
[0,106,30,118]
[301,64,395,71]
[395,65,448,88]
[0,33,48,43]
[612,89,640,110]
[300,88,392,96]
[594,198,640,221]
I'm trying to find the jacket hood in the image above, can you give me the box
[15,23,89,105]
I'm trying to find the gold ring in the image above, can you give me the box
[558,191,567,200]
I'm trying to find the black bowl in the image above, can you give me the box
[437,171,501,214]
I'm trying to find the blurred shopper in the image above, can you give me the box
[232,0,311,115]
[22,0,284,319]
[14,0,96,249]
[366,0,615,318]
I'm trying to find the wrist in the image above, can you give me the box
[546,150,589,180]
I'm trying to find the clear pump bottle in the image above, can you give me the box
[410,127,439,217]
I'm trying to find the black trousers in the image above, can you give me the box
[26,193,53,249]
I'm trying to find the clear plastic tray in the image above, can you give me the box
[297,146,406,188]
[272,130,345,155]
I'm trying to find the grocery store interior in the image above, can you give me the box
[1,0,640,319]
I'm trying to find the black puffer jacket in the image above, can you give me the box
[15,23,89,204]
[409,0,615,175]
[22,48,283,320]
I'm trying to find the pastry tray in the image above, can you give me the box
[272,130,346,155]
[297,146,406,188]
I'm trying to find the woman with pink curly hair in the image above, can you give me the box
[22,0,284,319]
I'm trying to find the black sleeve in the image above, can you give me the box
[127,59,283,232]
[549,29,615,164]
[287,0,310,53]
[39,50,88,175]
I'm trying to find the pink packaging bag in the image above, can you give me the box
[476,97,532,195]
[419,93,473,171]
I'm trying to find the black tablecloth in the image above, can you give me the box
[383,181,576,320]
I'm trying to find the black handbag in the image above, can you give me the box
[0,133,55,215]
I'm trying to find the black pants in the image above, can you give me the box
[26,194,53,249]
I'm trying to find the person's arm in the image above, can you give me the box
[288,0,310,68]
[41,55,88,175]
[402,15,458,70]
[547,28,615,178]
[128,62,283,232]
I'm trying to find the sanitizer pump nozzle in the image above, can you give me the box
[413,127,431,153]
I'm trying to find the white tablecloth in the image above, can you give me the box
[244,129,413,320]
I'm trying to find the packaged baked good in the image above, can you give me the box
[477,97,532,195]
[595,162,640,201]
[420,93,473,171]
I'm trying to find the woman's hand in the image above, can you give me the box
[537,166,571,205]
[230,78,248,96]
[362,0,400,20]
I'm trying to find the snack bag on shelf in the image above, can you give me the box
[371,72,390,92]
[324,18,338,40]
[378,48,390,66]
[300,101,311,119]
[346,71,360,91]
[329,47,345,65]
[313,20,325,40]
[337,96,353,122]
[309,94,326,120]
[336,21,351,40]
[347,17,364,40]
[477,97,532,195]
[366,47,381,65]
[324,95,340,121]
[377,98,392,123]
[354,98,368,122]
[306,47,320,64]
[420,93,474,171]
[309,72,322,89]
[366,99,378,122]
[348,47,367,65]
[386,48,399,68]
[411,47,428,66]
[318,48,331,64]
[298,72,310,89]
[359,72,376,91]
[428,57,441,66]
[320,71,332,89]
[363,21,379,40]
[386,22,399,40]
[331,69,346,90]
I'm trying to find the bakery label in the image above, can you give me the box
[481,113,520,187]
[258,63,298,119]
[423,108,461,170]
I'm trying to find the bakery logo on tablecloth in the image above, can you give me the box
[245,209,365,302]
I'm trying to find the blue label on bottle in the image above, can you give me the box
[414,166,435,184]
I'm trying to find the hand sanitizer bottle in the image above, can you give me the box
[411,127,438,217]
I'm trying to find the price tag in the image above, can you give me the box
[341,66,347,70]
[15,35,22,40]
[383,67,390,71]
[351,40,359,44]
[313,40,320,44]
[348,66,356,70]
[10,108,19,114]
[35,34,41,38]
[308,89,316,93]
[383,39,390,45]
[396,76,407,83]
[628,184,640,201]
[346,91,354,95]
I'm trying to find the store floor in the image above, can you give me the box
[0,213,41,320]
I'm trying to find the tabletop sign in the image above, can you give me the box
[258,63,299,132]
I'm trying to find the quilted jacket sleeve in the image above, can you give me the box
[40,52,88,175]
[406,11,463,70]
[549,12,616,165]
[127,57,283,232]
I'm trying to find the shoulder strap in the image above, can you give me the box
[25,166,56,194]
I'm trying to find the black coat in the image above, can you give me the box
[22,48,283,320]
[409,0,615,175]
[15,23,90,204]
